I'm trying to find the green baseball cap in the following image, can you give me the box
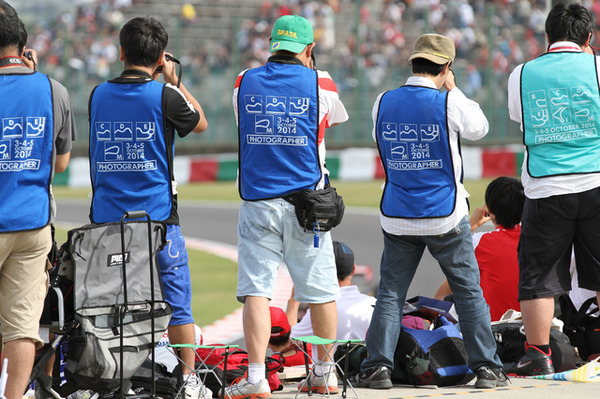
[270,15,314,53]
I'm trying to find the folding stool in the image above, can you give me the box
[293,336,362,399]
[169,343,240,399]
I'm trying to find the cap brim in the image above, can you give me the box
[409,52,451,65]
[270,40,309,53]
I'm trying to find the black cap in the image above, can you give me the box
[333,241,354,281]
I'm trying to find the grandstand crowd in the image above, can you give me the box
[17,0,600,147]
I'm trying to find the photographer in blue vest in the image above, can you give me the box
[231,14,348,399]
[0,2,75,398]
[350,33,506,390]
[87,16,209,399]
[508,2,600,376]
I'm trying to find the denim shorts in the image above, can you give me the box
[237,198,340,303]
[157,224,194,325]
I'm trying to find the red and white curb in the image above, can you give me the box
[185,236,294,344]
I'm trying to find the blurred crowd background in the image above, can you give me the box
[17,0,591,155]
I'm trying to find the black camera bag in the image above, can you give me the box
[285,185,345,232]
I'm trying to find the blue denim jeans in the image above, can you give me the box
[362,216,502,372]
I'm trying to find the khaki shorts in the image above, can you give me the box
[0,226,51,347]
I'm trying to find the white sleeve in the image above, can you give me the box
[371,92,385,142]
[232,70,249,127]
[447,87,489,141]
[472,231,484,249]
[508,64,524,126]
[317,70,349,127]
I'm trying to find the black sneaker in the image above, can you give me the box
[509,344,555,376]
[349,366,393,389]
[474,366,509,389]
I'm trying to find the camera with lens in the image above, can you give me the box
[155,54,179,74]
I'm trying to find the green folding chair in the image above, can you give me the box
[293,336,363,399]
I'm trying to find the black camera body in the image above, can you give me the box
[154,54,179,74]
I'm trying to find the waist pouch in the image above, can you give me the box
[284,185,345,232]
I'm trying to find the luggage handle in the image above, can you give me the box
[122,210,149,221]
[119,209,154,398]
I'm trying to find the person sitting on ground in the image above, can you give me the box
[287,241,376,358]
[268,307,312,367]
[434,176,524,321]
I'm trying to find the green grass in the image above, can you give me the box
[52,178,492,326]
[52,224,240,327]
[52,178,492,208]
[188,250,240,327]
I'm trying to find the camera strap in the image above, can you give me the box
[0,56,25,68]
[165,55,182,89]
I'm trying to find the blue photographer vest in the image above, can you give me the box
[521,51,600,177]
[237,62,321,200]
[0,72,53,232]
[89,79,173,223]
[375,86,456,218]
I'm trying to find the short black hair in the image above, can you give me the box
[484,176,524,229]
[17,19,26,55]
[546,2,593,46]
[411,58,447,76]
[119,16,168,67]
[0,1,21,50]
[272,49,299,57]
[268,331,290,347]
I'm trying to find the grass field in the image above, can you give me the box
[52,178,493,327]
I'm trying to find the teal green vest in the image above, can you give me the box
[521,52,600,177]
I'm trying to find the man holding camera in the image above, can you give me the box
[508,2,600,376]
[87,16,209,398]
[230,14,348,399]
[0,2,75,398]
[351,33,506,390]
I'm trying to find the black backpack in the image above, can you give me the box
[492,319,578,371]
[559,294,600,362]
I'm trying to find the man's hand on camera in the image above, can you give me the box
[160,53,177,85]
[21,48,38,71]
[443,67,456,91]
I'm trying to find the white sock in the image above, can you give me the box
[314,362,334,376]
[247,363,265,384]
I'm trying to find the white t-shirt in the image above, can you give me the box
[290,285,376,358]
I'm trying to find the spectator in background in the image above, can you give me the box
[507,2,600,376]
[434,177,525,321]
[287,241,376,359]
[268,307,311,368]
[0,2,75,398]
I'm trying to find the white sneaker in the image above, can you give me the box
[298,371,339,394]
[184,374,213,399]
[223,377,271,399]
[66,390,94,399]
